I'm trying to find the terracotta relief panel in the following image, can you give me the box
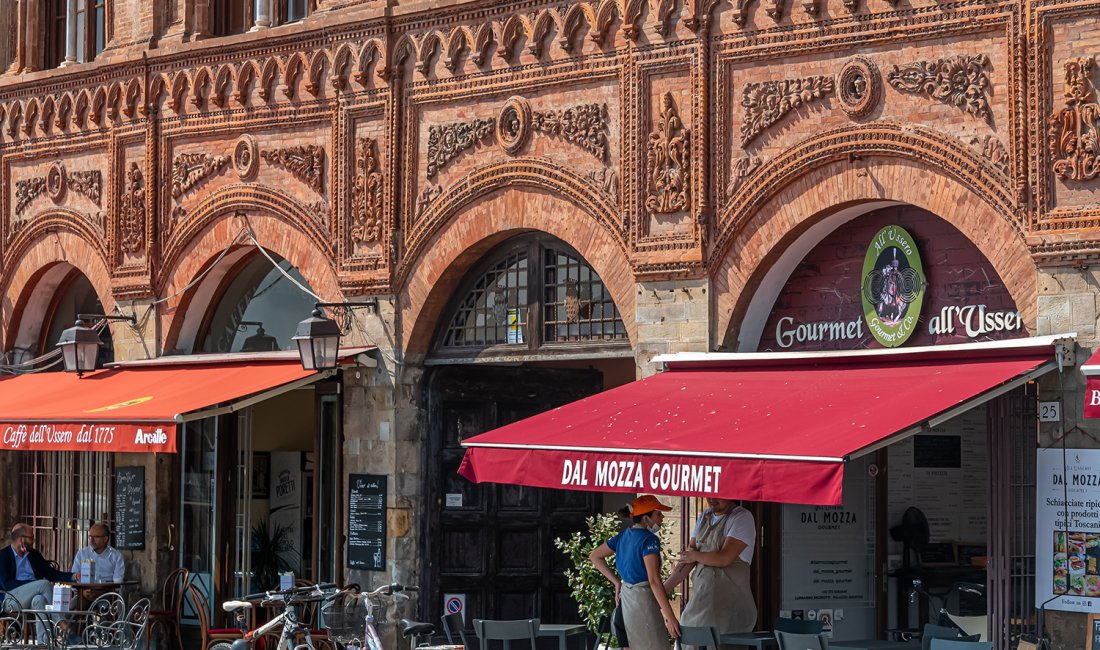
[6,151,109,246]
[641,74,694,241]
[1045,17,1100,212]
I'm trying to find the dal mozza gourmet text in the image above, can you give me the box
[561,458,723,493]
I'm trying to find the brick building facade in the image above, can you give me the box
[0,0,1098,647]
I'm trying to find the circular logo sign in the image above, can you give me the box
[860,225,925,348]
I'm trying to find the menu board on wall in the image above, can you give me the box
[888,407,987,546]
[348,474,387,571]
[1036,448,1100,613]
[781,456,876,608]
[113,467,145,550]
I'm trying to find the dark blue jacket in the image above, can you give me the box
[0,545,73,591]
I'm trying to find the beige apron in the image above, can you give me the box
[620,580,668,650]
[680,510,757,634]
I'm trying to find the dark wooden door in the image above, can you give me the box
[424,365,602,625]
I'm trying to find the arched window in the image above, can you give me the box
[40,271,113,369]
[197,253,317,354]
[436,236,627,356]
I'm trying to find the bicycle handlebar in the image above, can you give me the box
[336,582,419,600]
[237,581,340,603]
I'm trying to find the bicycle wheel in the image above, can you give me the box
[209,643,239,650]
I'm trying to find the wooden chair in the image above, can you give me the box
[185,582,245,650]
[473,618,540,650]
[676,625,722,650]
[774,630,828,650]
[442,612,471,650]
[146,567,190,650]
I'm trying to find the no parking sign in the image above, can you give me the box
[444,594,465,622]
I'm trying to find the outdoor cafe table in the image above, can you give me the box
[537,623,587,650]
[829,639,919,650]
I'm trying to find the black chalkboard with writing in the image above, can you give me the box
[1090,613,1100,650]
[113,467,145,550]
[347,474,386,571]
[914,434,962,468]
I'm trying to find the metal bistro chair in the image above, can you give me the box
[0,592,27,647]
[928,641,992,650]
[921,623,966,650]
[773,630,828,650]
[78,597,151,650]
[774,618,824,635]
[442,613,471,650]
[676,625,722,650]
[473,618,539,650]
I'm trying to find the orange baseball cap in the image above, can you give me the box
[630,495,673,517]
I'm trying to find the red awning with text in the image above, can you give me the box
[0,357,325,453]
[459,337,1068,505]
[1082,349,1100,418]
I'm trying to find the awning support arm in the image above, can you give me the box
[174,369,334,423]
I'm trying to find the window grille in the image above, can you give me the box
[18,451,113,567]
[438,238,626,353]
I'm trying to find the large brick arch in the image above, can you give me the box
[713,155,1036,351]
[1,231,115,357]
[400,186,636,360]
[159,209,343,354]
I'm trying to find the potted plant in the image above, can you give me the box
[554,513,623,647]
[251,519,299,591]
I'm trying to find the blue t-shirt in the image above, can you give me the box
[606,527,661,585]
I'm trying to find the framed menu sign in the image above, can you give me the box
[113,467,145,550]
[348,474,387,571]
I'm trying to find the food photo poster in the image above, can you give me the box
[1037,448,1100,613]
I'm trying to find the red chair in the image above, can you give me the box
[186,582,246,649]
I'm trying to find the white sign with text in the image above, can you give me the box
[1036,448,1100,613]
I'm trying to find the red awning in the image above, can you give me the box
[0,350,367,453]
[459,336,1071,505]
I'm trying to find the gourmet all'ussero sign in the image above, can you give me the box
[761,210,1025,352]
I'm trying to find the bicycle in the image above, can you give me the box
[210,581,338,650]
[322,582,434,650]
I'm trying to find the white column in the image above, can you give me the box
[251,0,272,30]
[61,0,77,66]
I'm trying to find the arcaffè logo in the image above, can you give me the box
[861,225,926,347]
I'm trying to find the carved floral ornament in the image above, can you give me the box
[426,118,495,179]
[645,92,691,215]
[171,152,229,198]
[350,138,384,244]
[886,54,993,123]
[741,76,834,146]
[1050,57,1100,182]
[261,145,326,193]
[13,164,102,216]
[119,162,146,254]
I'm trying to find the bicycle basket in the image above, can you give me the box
[321,596,375,643]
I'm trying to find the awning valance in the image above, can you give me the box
[0,349,372,453]
[458,336,1072,505]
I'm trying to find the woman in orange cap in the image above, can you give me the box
[589,495,680,650]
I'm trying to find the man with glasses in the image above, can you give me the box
[70,521,124,583]
[0,523,73,606]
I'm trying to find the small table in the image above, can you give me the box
[721,632,779,649]
[829,640,919,650]
[538,623,588,650]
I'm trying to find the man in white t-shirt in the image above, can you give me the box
[71,522,125,584]
[664,498,759,638]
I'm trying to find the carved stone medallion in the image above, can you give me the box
[837,57,881,119]
[46,163,67,202]
[234,134,259,180]
[496,96,532,155]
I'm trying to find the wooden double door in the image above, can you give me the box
[424,365,603,625]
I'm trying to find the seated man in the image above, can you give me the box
[0,523,74,643]
[70,522,125,584]
[0,523,72,607]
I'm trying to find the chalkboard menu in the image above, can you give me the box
[1089,612,1100,650]
[913,434,962,468]
[113,467,145,550]
[348,474,386,571]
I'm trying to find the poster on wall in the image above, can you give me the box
[781,457,875,609]
[269,452,304,574]
[1036,448,1100,613]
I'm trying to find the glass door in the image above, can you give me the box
[179,418,218,625]
[234,409,254,595]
